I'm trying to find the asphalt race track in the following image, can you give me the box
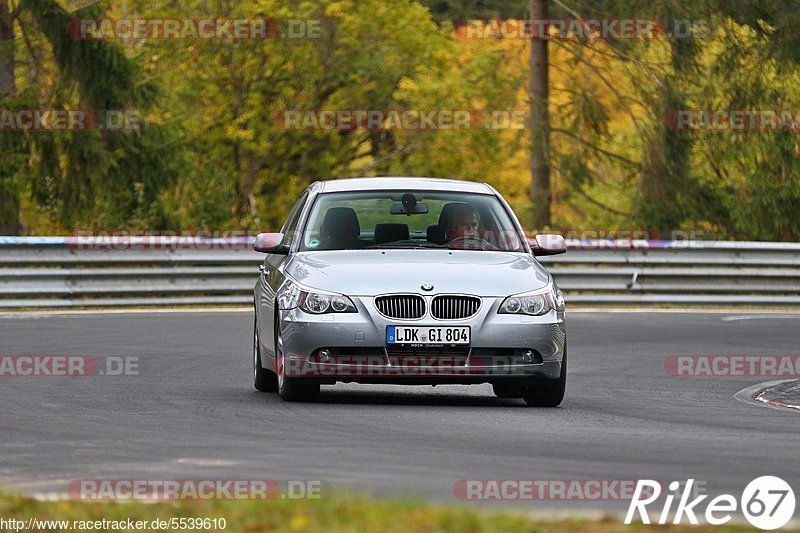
[1,310,799,515]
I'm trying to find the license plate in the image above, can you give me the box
[387,326,470,345]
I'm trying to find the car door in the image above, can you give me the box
[257,190,309,358]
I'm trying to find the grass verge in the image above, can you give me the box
[0,492,773,532]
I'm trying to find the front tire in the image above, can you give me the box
[521,349,567,407]
[254,314,278,392]
[276,323,320,402]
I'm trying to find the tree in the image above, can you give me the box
[419,0,526,20]
[0,0,183,232]
[529,0,551,228]
[0,0,13,95]
[142,0,479,230]
[0,0,18,232]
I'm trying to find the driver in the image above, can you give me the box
[447,204,482,242]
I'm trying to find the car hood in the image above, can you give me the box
[283,250,551,297]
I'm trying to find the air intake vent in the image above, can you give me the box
[431,295,481,320]
[375,295,426,319]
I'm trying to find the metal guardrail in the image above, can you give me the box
[1,237,799,308]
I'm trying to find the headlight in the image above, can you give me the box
[299,290,357,314]
[277,280,357,314]
[498,284,563,316]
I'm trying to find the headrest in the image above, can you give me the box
[320,207,360,240]
[374,223,410,245]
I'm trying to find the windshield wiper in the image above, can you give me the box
[366,242,445,249]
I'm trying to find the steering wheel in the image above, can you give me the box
[447,236,500,251]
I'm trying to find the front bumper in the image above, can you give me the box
[277,296,566,384]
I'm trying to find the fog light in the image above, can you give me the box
[318,349,332,363]
[521,350,534,363]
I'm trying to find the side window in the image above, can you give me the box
[281,191,309,249]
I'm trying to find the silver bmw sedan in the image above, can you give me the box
[253,177,567,406]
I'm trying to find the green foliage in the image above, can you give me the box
[1,0,184,231]
[419,0,528,21]
[22,0,157,108]
[0,89,36,233]
[2,0,800,240]
[130,0,489,230]
[689,18,800,239]
[0,491,759,533]
[716,0,800,64]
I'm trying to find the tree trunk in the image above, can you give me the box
[0,0,15,96]
[529,0,550,230]
[0,0,19,234]
[638,21,695,235]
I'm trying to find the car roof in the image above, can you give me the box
[315,177,494,195]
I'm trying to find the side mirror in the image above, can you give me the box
[254,233,288,254]
[529,234,566,256]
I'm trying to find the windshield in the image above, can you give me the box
[299,190,526,252]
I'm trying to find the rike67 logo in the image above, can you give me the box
[625,476,796,530]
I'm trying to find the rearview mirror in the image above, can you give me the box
[390,203,429,215]
[529,234,567,256]
[254,233,288,254]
